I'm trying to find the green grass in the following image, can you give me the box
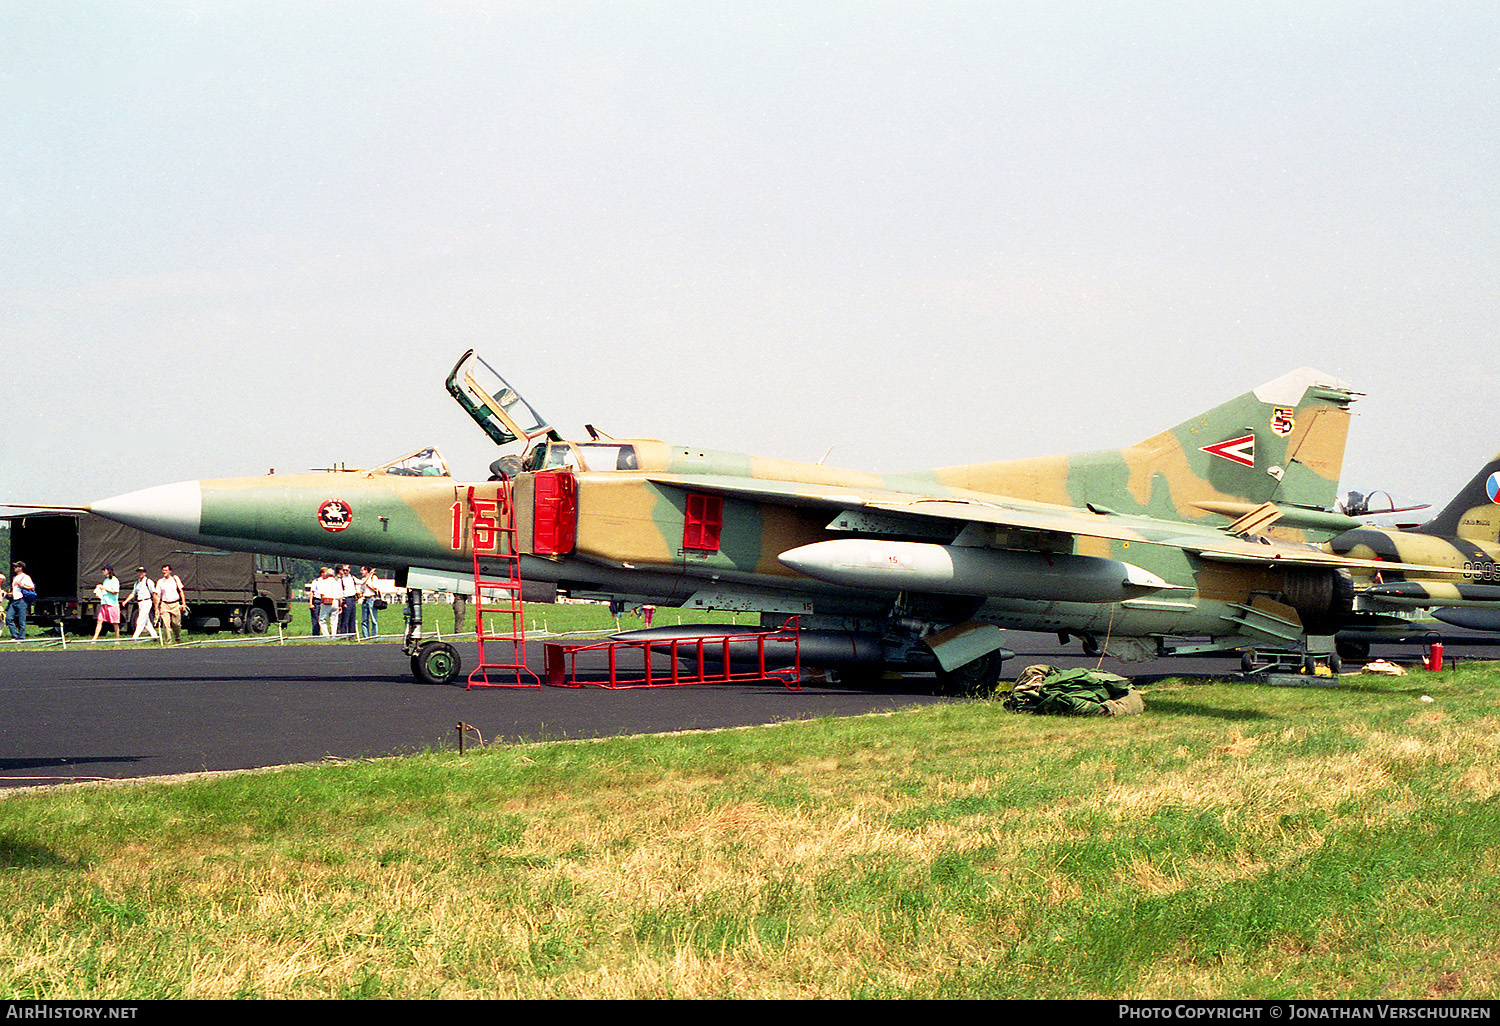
[284,599,745,640]
[0,600,744,647]
[1,663,1498,998]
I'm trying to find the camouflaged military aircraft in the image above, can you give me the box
[34,350,1464,687]
[1325,454,1500,633]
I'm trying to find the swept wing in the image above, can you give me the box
[645,473,1464,580]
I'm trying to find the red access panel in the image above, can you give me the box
[683,493,723,552]
[533,471,578,555]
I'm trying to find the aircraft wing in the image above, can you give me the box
[646,474,1468,580]
[644,474,901,511]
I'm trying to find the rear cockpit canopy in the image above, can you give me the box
[374,447,451,478]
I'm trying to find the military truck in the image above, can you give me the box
[4,512,294,635]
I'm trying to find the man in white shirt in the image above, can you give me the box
[336,565,358,636]
[7,561,35,640]
[314,567,339,636]
[128,567,159,641]
[155,564,187,645]
[357,566,381,638]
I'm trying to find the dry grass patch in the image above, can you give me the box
[5,670,1500,998]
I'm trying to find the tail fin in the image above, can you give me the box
[1414,454,1500,543]
[933,368,1357,523]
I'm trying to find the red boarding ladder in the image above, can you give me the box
[465,483,541,689]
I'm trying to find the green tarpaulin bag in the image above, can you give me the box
[1002,664,1144,717]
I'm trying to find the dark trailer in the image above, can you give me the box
[4,511,294,635]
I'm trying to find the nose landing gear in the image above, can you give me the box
[402,583,462,685]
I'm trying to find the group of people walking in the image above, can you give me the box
[87,564,188,644]
[2,562,187,644]
[5,559,387,644]
[309,564,383,639]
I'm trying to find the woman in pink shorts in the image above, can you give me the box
[90,566,122,642]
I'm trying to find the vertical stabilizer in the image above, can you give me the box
[931,368,1357,523]
[1413,454,1500,543]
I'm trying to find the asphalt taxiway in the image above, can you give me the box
[2,633,1493,789]
[0,641,959,788]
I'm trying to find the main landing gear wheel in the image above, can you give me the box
[411,641,462,686]
[1336,638,1369,661]
[936,651,1005,696]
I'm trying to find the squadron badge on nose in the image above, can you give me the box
[318,499,354,532]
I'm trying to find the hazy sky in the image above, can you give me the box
[3,1,1496,511]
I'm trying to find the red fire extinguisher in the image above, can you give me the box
[1424,641,1444,672]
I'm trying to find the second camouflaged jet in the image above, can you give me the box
[1325,453,1500,629]
[72,353,1457,685]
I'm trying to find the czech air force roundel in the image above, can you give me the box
[318,499,354,532]
[1487,472,1500,504]
[1201,434,1256,467]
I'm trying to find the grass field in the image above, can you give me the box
[2,660,1498,999]
[0,599,743,647]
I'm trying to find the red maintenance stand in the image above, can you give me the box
[542,619,803,690]
[460,479,803,691]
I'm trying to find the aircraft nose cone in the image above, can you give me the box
[91,481,204,542]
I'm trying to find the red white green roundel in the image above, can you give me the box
[1201,434,1256,467]
[318,499,354,532]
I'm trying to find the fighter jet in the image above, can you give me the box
[33,353,1459,685]
[1325,453,1500,629]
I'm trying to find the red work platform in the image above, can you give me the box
[544,619,804,690]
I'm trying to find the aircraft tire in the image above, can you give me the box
[412,641,462,686]
[936,651,1004,696]
[1336,638,1369,661]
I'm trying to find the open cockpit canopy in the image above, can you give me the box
[446,350,561,449]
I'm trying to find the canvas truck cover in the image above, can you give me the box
[11,512,263,604]
[75,516,260,603]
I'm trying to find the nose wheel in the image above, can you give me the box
[402,585,461,685]
[411,640,462,686]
